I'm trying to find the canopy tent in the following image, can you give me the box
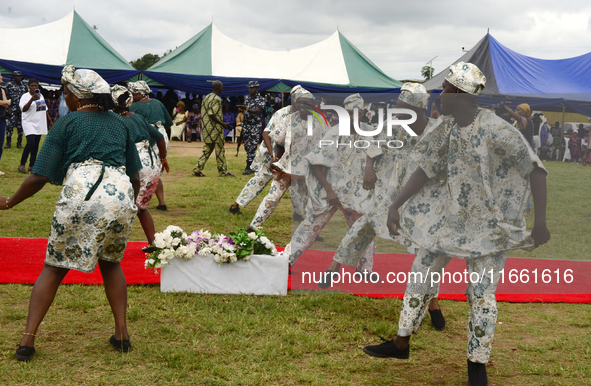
[424,33,591,117]
[0,11,139,84]
[143,23,402,95]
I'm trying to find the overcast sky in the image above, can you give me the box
[2,0,590,80]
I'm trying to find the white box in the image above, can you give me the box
[160,254,289,295]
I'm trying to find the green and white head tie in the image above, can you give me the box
[61,65,110,99]
[344,93,364,110]
[445,61,486,95]
[111,84,133,108]
[128,80,151,96]
[290,85,313,103]
[399,82,429,109]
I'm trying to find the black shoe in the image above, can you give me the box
[292,213,304,222]
[429,308,446,331]
[17,141,24,149]
[142,246,157,253]
[317,269,334,289]
[156,205,167,211]
[468,360,488,386]
[315,235,324,242]
[15,344,35,361]
[229,205,242,215]
[222,172,235,177]
[242,168,253,175]
[363,337,409,359]
[246,227,255,233]
[4,138,11,149]
[110,335,132,353]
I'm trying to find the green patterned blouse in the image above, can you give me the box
[125,113,164,146]
[32,111,142,184]
[129,99,173,128]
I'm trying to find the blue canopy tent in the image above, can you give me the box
[423,34,591,119]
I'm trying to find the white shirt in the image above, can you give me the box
[19,92,48,136]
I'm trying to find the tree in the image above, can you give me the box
[130,53,162,71]
[421,65,434,81]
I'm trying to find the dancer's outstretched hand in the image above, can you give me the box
[531,222,550,247]
[387,203,401,235]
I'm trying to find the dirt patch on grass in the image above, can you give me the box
[168,141,237,158]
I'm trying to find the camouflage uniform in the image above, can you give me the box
[4,80,27,146]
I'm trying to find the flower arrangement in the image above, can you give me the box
[144,226,196,273]
[145,227,278,271]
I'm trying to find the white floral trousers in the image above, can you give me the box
[250,174,291,229]
[397,249,506,364]
[333,214,376,273]
[286,206,374,271]
[236,172,273,208]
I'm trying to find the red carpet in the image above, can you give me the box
[0,238,159,285]
[291,250,591,303]
[1,238,589,303]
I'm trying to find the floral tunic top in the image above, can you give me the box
[250,105,292,176]
[273,110,327,177]
[400,109,547,258]
[304,122,379,215]
[366,118,439,242]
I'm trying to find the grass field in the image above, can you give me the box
[0,139,590,385]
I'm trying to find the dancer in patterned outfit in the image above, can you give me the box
[229,85,309,216]
[192,81,234,177]
[247,87,323,229]
[129,81,173,210]
[285,94,378,276]
[111,85,169,245]
[1,66,143,361]
[363,63,550,386]
[4,70,27,149]
[313,83,445,328]
[237,81,265,175]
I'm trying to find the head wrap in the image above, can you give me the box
[517,103,532,117]
[61,65,110,99]
[12,70,23,76]
[398,82,429,109]
[290,85,313,103]
[110,84,132,108]
[344,93,364,110]
[445,62,486,95]
[177,101,185,108]
[128,80,151,96]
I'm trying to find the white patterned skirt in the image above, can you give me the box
[136,140,162,210]
[154,121,168,152]
[45,159,138,273]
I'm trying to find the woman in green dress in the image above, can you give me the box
[0,66,142,361]
[128,81,172,211]
[111,85,169,246]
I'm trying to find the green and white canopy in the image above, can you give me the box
[144,23,401,94]
[0,11,138,84]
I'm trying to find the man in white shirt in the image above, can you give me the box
[18,78,48,173]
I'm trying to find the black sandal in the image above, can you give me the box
[110,335,132,353]
[193,172,206,177]
[16,344,36,361]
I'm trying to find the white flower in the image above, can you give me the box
[148,259,155,265]
[200,229,212,239]
[161,249,175,261]
[247,232,257,240]
[222,243,235,251]
[213,254,223,264]
[166,225,183,234]
[229,254,237,263]
[172,237,181,247]
[154,233,167,249]
[198,247,212,256]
